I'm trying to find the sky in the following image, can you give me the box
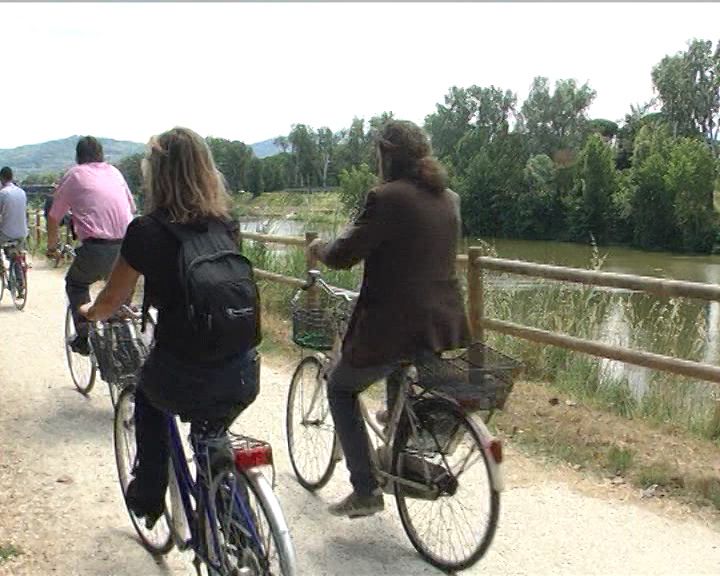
[2,2,719,150]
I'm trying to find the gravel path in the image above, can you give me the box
[1,260,719,575]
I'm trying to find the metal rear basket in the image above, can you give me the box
[90,319,150,386]
[415,343,521,411]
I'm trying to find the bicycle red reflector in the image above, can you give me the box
[234,445,273,470]
[488,439,503,464]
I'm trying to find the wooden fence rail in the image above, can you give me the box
[207,229,720,386]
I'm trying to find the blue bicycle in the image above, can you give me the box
[113,385,296,575]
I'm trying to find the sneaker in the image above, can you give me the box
[70,335,91,357]
[328,489,384,518]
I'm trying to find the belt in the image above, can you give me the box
[83,237,123,245]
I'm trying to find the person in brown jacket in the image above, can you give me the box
[308,120,470,518]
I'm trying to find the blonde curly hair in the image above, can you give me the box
[142,127,231,223]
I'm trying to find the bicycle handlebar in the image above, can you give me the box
[301,270,358,301]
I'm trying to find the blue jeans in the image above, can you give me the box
[132,347,260,513]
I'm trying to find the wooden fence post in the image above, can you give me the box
[305,231,318,272]
[305,232,319,308]
[467,246,484,343]
[35,211,41,247]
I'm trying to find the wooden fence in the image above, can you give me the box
[240,229,720,386]
[25,209,73,251]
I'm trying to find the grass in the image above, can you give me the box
[483,249,720,440]
[606,446,634,475]
[0,543,22,562]
[494,380,720,512]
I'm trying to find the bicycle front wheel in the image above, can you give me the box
[393,399,500,572]
[286,355,338,491]
[211,467,296,575]
[113,387,174,554]
[65,305,96,395]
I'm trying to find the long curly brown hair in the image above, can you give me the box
[376,120,448,193]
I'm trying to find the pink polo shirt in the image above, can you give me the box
[50,162,136,241]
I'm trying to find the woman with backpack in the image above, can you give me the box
[79,127,261,527]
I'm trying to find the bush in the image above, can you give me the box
[338,163,376,220]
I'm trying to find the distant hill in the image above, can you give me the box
[250,138,282,159]
[0,135,281,179]
[0,136,144,179]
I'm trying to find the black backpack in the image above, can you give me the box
[143,213,261,361]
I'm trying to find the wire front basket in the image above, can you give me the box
[90,318,150,386]
[291,287,355,351]
[415,343,521,411]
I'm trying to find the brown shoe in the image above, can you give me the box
[328,490,384,518]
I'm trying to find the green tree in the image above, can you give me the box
[288,124,320,188]
[567,134,617,242]
[338,163,377,220]
[261,153,291,192]
[615,103,661,170]
[631,152,675,249]
[20,172,61,186]
[665,137,717,252]
[457,133,528,237]
[115,153,143,192]
[652,39,720,149]
[425,85,517,170]
[206,138,253,193]
[246,157,264,197]
[317,127,340,188]
[521,77,596,157]
[588,118,619,140]
[516,154,559,238]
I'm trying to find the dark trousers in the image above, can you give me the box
[66,241,121,338]
[132,348,260,514]
[327,357,405,497]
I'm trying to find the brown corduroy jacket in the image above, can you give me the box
[317,179,471,368]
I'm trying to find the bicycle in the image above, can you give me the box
[65,298,154,406]
[53,241,76,268]
[0,240,28,311]
[114,375,297,574]
[286,270,518,572]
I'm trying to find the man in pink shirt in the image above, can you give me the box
[47,136,136,355]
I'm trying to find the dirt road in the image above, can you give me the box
[1,261,719,575]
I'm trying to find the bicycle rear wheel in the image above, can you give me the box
[393,398,499,572]
[8,261,27,310]
[286,355,338,491]
[113,387,174,554]
[0,270,5,303]
[211,467,296,575]
[65,305,96,395]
